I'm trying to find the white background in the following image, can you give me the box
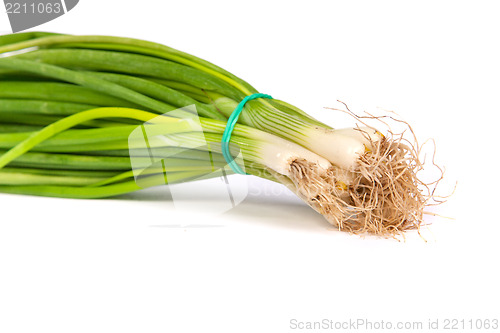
[0,1,499,332]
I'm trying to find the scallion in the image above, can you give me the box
[0,32,439,236]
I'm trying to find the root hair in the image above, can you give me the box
[287,117,443,237]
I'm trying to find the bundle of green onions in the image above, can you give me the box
[0,31,432,236]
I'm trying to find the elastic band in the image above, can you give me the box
[221,93,273,174]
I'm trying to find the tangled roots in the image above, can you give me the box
[288,135,436,237]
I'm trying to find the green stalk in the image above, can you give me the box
[0,81,138,107]
[0,123,195,149]
[0,170,106,186]
[0,34,326,126]
[211,97,313,145]
[0,31,62,47]
[0,33,257,95]
[15,48,244,101]
[0,172,199,198]
[6,151,134,170]
[0,112,123,128]
[0,124,42,133]
[0,59,208,119]
[0,107,163,169]
[86,71,218,117]
[0,164,275,198]
[0,99,101,116]
[0,167,117,178]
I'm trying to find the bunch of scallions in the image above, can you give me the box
[0,32,434,236]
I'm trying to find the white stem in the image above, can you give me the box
[300,126,385,170]
[260,137,331,176]
[242,127,331,176]
[300,127,366,170]
[334,127,384,149]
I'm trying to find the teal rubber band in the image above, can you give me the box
[221,93,273,174]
